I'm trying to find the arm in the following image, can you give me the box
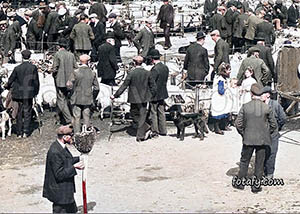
[203,49,209,74]
[266,49,275,82]
[92,72,100,99]
[109,47,119,71]
[261,61,271,86]
[88,25,95,40]
[276,103,286,131]
[214,43,223,72]
[268,107,278,135]
[113,72,131,98]
[148,73,157,98]
[183,49,189,70]
[6,68,17,89]
[235,105,245,136]
[132,31,143,52]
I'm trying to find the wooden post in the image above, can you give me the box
[181,14,184,38]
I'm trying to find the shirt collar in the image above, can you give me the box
[57,139,66,148]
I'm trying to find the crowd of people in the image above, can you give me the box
[0,0,294,204]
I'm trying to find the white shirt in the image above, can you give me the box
[57,139,66,149]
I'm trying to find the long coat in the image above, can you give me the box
[150,62,169,101]
[53,15,76,37]
[287,4,299,27]
[70,22,95,51]
[7,61,40,99]
[42,141,80,204]
[97,42,118,79]
[26,18,40,50]
[157,3,174,28]
[237,55,271,87]
[133,27,155,57]
[88,2,107,23]
[233,13,249,39]
[214,38,230,72]
[210,13,227,39]
[91,21,105,49]
[253,44,275,82]
[204,0,218,16]
[235,99,277,146]
[224,8,239,38]
[3,21,21,56]
[53,49,77,88]
[108,21,124,49]
[255,21,276,46]
[244,15,263,41]
[114,66,156,104]
[183,43,209,81]
[44,11,59,34]
[70,65,100,106]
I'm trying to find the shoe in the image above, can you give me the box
[159,133,167,136]
[224,126,232,131]
[251,186,262,193]
[22,133,28,138]
[232,183,245,190]
[17,135,22,139]
[151,133,159,139]
[136,138,145,142]
[265,174,273,179]
[145,129,152,140]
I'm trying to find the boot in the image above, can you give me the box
[223,117,232,131]
[214,120,224,135]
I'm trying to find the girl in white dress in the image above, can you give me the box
[240,66,257,105]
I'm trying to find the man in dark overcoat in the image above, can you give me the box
[53,38,78,125]
[255,15,276,47]
[89,13,105,62]
[224,2,239,47]
[149,49,169,138]
[43,125,84,213]
[157,0,174,50]
[209,6,227,40]
[44,3,59,50]
[5,50,40,138]
[183,32,209,87]
[287,0,299,27]
[67,54,99,134]
[89,0,107,27]
[111,56,156,142]
[107,13,125,62]
[24,10,40,51]
[204,0,218,19]
[211,30,230,80]
[233,83,277,193]
[97,32,119,86]
[133,19,155,57]
[70,14,95,61]
[232,5,249,53]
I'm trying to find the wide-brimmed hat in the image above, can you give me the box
[196,31,206,39]
[250,83,263,96]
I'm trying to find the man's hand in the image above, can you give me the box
[74,161,85,170]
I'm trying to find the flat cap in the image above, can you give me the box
[108,13,117,18]
[21,49,32,59]
[248,47,261,55]
[261,86,275,94]
[57,125,73,135]
[7,11,16,17]
[24,10,32,16]
[58,8,67,16]
[0,20,7,25]
[79,54,91,61]
[250,83,263,96]
[210,29,220,36]
[49,3,56,8]
[89,13,97,18]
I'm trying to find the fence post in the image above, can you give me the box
[181,14,184,38]
[195,86,200,113]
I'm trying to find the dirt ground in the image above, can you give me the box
[0,110,300,213]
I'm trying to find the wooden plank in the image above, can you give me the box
[279,92,300,102]
[286,100,298,113]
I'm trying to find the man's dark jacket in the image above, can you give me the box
[97,42,118,79]
[184,43,209,81]
[91,21,105,49]
[111,21,125,49]
[287,4,299,27]
[114,67,156,104]
[157,3,174,28]
[255,21,276,46]
[214,38,230,72]
[43,140,79,204]
[150,62,169,101]
[7,61,39,99]
[89,2,107,23]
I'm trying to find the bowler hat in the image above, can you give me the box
[250,83,263,96]
[108,13,117,19]
[196,31,206,39]
[57,125,73,135]
[105,31,115,39]
[148,49,161,60]
[21,49,32,59]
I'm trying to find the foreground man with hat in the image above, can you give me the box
[111,56,157,142]
[233,83,277,193]
[5,50,40,138]
[183,31,209,88]
[261,86,286,178]
[43,125,84,213]
[67,54,99,134]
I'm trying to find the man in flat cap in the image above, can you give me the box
[157,0,174,50]
[52,38,78,125]
[133,19,155,57]
[5,50,40,138]
[183,31,209,87]
[43,3,59,50]
[70,14,95,61]
[255,14,276,47]
[43,125,84,213]
[97,31,119,86]
[24,9,41,51]
[233,83,277,193]
[237,47,271,87]
[111,56,156,142]
[67,54,99,134]
[89,0,107,26]
[244,7,264,48]
[261,86,286,178]
[211,29,230,80]
[89,13,105,62]
[107,13,125,62]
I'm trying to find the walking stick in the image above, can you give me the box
[73,125,97,214]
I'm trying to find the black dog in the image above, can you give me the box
[169,106,209,141]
